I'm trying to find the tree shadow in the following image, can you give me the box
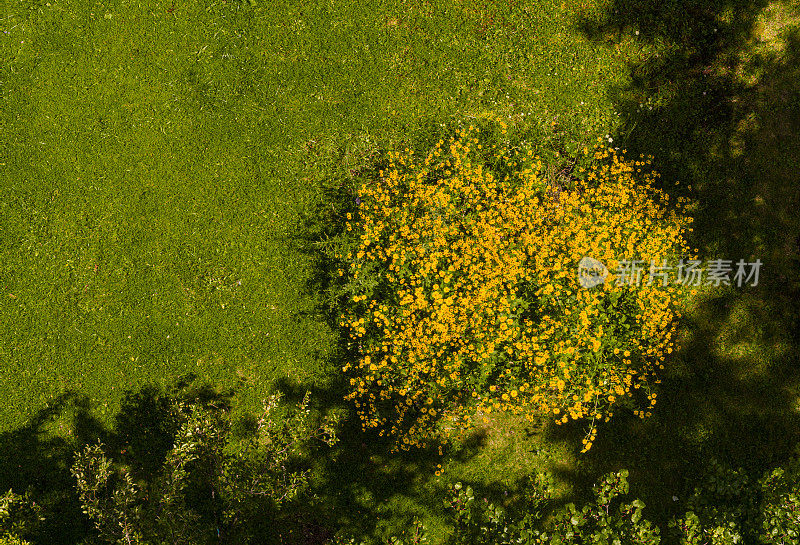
[109,373,235,482]
[0,391,102,544]
[0,376,240,545]
[547,0,800,534]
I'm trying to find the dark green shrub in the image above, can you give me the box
[71,393,340,545]
[0,490,41,545]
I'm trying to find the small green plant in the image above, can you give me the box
[447,481,519,544]
[0,490,41,545]
[759,457,800,545]
[669,455,800,545]
[669,459,755,545]
[533,470,661,545]
[0,535,31,545]
[72,392,340,544]
[383,470,662,545]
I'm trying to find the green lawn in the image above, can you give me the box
[0,0,642,430]
[1,0,799,543]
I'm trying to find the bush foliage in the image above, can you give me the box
[670,457,800,545]
[4,393,800,545]
[378,457,800,545]
[443,470,661,545]
[0,490,40,545]
[71,392,339,545]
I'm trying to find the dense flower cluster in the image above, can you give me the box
[340,118,693,451]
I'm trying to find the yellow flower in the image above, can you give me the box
[340,126,691,451]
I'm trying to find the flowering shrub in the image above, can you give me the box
[339,115,694,451]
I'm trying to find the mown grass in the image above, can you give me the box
[0,0,642,433]
[2,0,799,543]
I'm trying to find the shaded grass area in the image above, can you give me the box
[544,0,800,537]
[0,374,473,544]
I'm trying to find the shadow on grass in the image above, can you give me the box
[546,0,800,533]
[268,372,489,542]
[0,392,101,544]
[0,376,239,545]
[0,139,486,545]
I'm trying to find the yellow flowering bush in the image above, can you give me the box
[339,117,693,452]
